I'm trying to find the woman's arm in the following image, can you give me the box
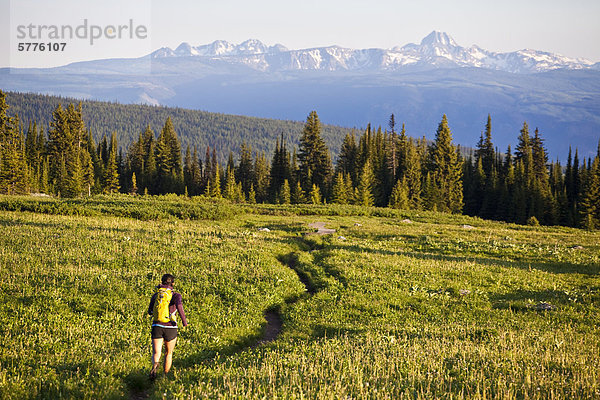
[148,293,157,316]
[174,293,188,326]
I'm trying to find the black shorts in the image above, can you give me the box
[151,326,178,342]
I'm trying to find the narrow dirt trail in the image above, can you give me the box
[307,221,336,235]
[129,222,330,399]
[255,221,336,344]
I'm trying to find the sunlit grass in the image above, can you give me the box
[0,195,598,399]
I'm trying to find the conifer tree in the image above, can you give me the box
[331,172,348,204]
[103,132,120,193]
[422,172,439,212]
[155,117,183,194]
[190,146,202,196]
[155,133,173,194]
[476,115,495,176]
[0,97,28,194]
[357,160,375,207]
[515,122,534,183]
[279,179,291,205]
[512,160,528,223]
[396,123,408,179]
[298,111,332,195]
[236,142,254,196]
[25,122,39,185]
[247,184,257,204]
[344,173,355,205]
[337,133,357,184]
[497,148,515,223]
[403,139,422,209]
[226,152,235,176]
[292,181,305,204]
[309,184,321,205]
[579,155,600,229]
[387,114,398,181]
[183,144,193,195]
[210,163,222,198]
[389,178,409,209]
[565,147,574,205]
[429,115,463,213]
[254,152,269,203]
[144,141,157,194]
[224,165,236,201]
[235,182,245,203]
[81,147,94,196]
[269,136,291,202]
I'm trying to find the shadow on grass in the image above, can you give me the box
[123,369,153,399]
[328,241,599,276]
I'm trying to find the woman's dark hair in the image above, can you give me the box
[161,274,175,286]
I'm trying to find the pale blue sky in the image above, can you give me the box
[2,0,599,67]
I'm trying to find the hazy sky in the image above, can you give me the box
[2,0,599,67]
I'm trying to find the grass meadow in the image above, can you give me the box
[0,195,598,399]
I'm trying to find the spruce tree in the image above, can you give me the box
[155,133,173,194]
[236,142,254,196]
[476,115,495,176]
[515,122,534,183]
[210,164,222,198]
[422,172,439,212]
[279,179,291,205]
[337,133,358,184]
[190,146,202,196]
[309,184,321,205]
[331,172,348,204]
[155,117,183,194]
[344,173,355,205]
[579,155,600,229]
[81,147,94,196]
[224,165,236,201]
[0,100,28,195]
[357,160,375,207]
[254,152,269,203]
[247,184,257,204]
[403,140,422,209]
[389,178,409,209]
[298,111,332,195]
[269,136,291,202]
[429,115,463,213]
[183,144,193,195]
[292,181,305,204]
[103,132,120,193]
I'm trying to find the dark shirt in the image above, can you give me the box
[148,284,188,327]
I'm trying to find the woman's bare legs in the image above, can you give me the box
[164,338,177,373]
[150,338,163,378]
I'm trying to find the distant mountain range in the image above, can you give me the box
[1,31,599,159]
[152,31,598,74]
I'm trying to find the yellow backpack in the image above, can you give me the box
[153,287,176,323]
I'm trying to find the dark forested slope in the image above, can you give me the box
[4,91,356,162]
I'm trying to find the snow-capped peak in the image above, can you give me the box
[420,31,458,48]
[236,39,268,55]
[174,42,198,56]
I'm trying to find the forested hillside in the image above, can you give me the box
[3,91,355,163]
[1,90,599,229]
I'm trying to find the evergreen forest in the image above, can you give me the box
[1,90,599,229]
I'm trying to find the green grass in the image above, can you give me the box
[0,194,598,399]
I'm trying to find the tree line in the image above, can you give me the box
[1,90,599,229]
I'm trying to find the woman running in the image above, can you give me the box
[148,273,188,380]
